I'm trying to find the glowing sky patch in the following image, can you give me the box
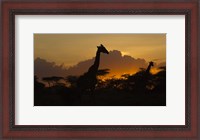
[34,34,166,77]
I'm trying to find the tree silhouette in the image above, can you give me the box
[42,77,53,87]
[121,74,130,79]
[42,76,64,87]
[34,75,45,89]
[65,75,78,88]
[51,76,64,86]
[152,66,166,93]
[97,69,110,76]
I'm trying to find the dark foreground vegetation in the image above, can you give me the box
[34,66,166,106]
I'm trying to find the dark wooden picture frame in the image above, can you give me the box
[1,0,199,139]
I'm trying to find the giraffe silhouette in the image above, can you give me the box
[146,61,154,73]
[127,61,154,93]
[77,44,109,93]
[140,61,155,93]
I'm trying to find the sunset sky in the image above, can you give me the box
[34,34,166,78]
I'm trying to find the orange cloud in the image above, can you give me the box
[35,50,165,79]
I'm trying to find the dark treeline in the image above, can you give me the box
[34,66,166,106]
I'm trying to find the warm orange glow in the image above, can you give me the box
[34,34,166,78]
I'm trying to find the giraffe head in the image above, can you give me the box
[149,61,154,67]
[97,44,109,54]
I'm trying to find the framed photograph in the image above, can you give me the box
[1,0,199,139]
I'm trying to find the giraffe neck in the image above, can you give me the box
[93,50,101,71]
[146,65,152,73]
[87,50,101,75]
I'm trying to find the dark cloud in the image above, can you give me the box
[34,58,67,78]
[35,50,165,78]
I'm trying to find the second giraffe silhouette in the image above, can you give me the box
[146,61,154,73]
[77,44,109,93]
